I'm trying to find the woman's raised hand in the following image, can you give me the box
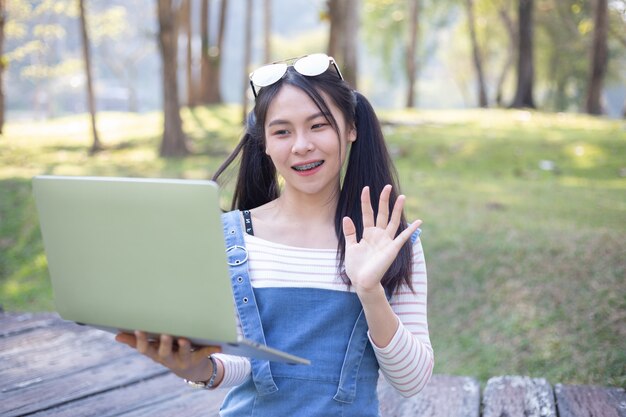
[342,185,421,296]
[115,331,221,383]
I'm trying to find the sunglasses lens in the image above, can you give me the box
[250,63,288,87]
[293,53,330,77]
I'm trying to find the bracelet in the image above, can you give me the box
[184,355,218,389]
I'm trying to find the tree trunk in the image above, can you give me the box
[78,0,102,154]
[200,0,211,103]
[0,0,6,135]
[264,0,271,63]
[242,0,252,123]
[465,0,488,108]
[405,0,419,108]
[327,0,358,88]
[200,0,227,104]
[585,0,608,115]
[495,4,516,107]
[214,0,228,98]
[510,0,535,108]
[183,0,195,107]
[157,0,190,157]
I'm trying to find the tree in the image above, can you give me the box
[405,0,419,108]
[242,0,252,123]
[78,0,102,154]
[80,3,154,114]
[157,0,189,157]
[510,0,535,108]
[0,0,6,134]
[533,0,591,112]
[199,0,228,104]
[263,0,271,62]
[182,0,195,107]
[585,0,608,115]
[494,0,516,107]
[465,0,488,107]
[327,0,359,88]
[363,0,453,108]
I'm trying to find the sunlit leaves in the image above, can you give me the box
[21,58,82,80]
[89,6,129,44]
[33,24,66,40]
[5,40,45,63]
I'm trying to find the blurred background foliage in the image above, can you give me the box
[0,0,624,388]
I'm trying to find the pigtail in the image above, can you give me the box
[336,92,414,293]
[212,112,279,211]
[232,131,278,211]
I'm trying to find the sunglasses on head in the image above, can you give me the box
[249,53,343,98]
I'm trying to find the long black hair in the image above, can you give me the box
[212,67,414,294]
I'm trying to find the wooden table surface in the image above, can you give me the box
[1,312,624,417]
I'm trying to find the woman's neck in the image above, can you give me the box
[276,190,337,222]
[251,189,340,248]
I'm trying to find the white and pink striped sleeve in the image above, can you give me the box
[211,353,251,388]
[211,312,252,388]
[369,238,434,397]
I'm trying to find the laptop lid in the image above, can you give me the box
[32,175,308,365]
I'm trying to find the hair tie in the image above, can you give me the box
[246,111,256,130]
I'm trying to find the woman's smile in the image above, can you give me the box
[292,160,325,175]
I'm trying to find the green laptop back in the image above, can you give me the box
[32,176,238,343]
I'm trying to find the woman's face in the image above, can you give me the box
[263,84,356,199]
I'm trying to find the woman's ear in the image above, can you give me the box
[348,124,357,143]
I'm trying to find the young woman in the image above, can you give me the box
[116,53,433,416]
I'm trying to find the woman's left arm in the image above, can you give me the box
[368,239,433,397]
[342,185,434,397]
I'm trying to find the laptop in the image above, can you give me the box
[32,175,309,365]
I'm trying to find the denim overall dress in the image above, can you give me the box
[218,210,382,417]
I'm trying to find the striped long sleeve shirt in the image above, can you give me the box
[213,234,434,397]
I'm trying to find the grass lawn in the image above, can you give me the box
[1,106,624,388]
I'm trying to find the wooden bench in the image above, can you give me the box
[1,312,624,417]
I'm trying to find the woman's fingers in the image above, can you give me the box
[115,332,137,348]
[135,331,157,357]
[387,194,405,237]
[396,219,422,248]
[360,186,375,228]
[357,185,418,241]
[119,330,222,381]
[342,216,358,246]
[375,185,392,229]
[158,334,173,359]
[177,337,193,364]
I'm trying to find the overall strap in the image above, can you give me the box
[333,307,371,404]
[410,228,422,245]
[221,210,278,396]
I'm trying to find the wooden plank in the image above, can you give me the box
[0,323,135,390]
[115,385,228,417]
[378,374,480,417]
[0,311,60,337]
[1,353,167,417]
[482,375,556,417]
[555,383,626,417]
[27,373,226,417]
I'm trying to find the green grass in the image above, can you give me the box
[1,106,624,388]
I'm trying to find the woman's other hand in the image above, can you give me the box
[115,331,222,383]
